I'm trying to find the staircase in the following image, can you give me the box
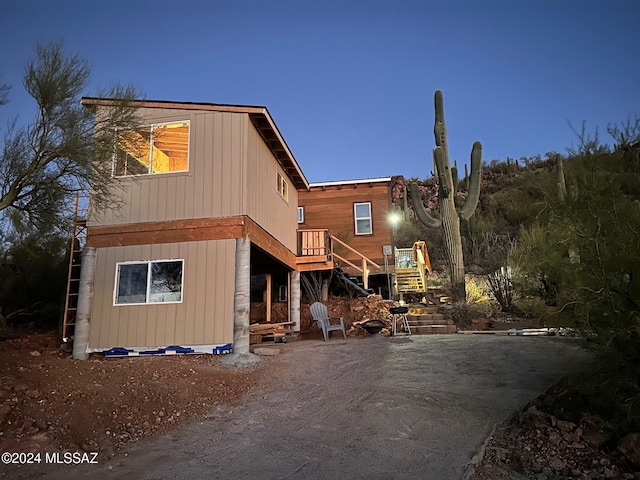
[61,195,87,344]
[395,268,425,292]
[394,242,431,295]
[404,306,457,334]
[335,267,373,296]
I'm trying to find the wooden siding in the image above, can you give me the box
[298,182,393,268]
[89,239,236,350]
[89,107,246,226]
[88,107,299,255]
[245,120,298,252]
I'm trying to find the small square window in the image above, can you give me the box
[354,202,372,235]
[277,173,288,201]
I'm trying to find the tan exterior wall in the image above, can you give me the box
[89,107,297,254]
[88,239,236,350]
[298,183,393,267]
[90,108,245,226]
[245,123,299,252]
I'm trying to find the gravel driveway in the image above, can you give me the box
[36,334,592,480]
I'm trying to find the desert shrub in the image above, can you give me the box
[445,302,490,329]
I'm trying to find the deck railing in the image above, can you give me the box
[298,229,332,257]
[296,229,381,290]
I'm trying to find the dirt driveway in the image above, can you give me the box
[17,334,591,480]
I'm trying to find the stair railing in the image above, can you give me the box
[330,235,381,290]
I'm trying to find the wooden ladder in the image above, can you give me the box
[61,195,87,345]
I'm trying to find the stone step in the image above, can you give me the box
[407,313,446,322]
[409,324,457,334]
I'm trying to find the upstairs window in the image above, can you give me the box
[354,202,372,235]
[277,173,289,202]
[115,121,189,176]
[297,206,304,223]
[115,260,184,305]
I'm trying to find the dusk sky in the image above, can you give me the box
[1,0,639,183]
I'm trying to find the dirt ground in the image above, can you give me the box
[1,328,639,479]
[0,332,261,458]
[0,334,640,479]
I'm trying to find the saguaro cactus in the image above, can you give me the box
[410,90,482,303]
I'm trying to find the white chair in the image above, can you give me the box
[309,302,347,341]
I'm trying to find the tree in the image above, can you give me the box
[0,42,143,329]
[0,42,143,233]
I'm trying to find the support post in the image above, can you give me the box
[290,270,301,332]
[233,237,251,355]
[72,247,96,360]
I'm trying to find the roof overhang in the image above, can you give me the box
[308,177,392,188]
[81,97,309,190]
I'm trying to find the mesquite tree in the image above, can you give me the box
[410,90,482,302]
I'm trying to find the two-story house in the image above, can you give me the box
[70,98,397,358]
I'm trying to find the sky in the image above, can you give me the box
[1,0,639,184]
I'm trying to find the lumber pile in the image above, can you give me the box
[249,322,294,344]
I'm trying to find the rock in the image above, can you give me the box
[618,433,640,469]
[253,348,280,356]
[29,350,41,356]
[0,404,11,420]
[556,419,577,432]
[549,456,566,471]
[521,405,550,429]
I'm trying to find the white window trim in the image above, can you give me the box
[113,120,190,177]
[113,259,185,306]
[354,202,373,235]
[297,206,304,223]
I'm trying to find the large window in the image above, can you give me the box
[354,202,372,235]
[115,121,189,176]
[115,260,184,305]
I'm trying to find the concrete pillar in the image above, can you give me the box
[72,247,96,360]
[290,270,301,332]
[233,237,251,355]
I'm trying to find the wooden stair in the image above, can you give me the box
[402,306,457,335]
[396,267,425,293]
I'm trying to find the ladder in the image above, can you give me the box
[61,194,88,344]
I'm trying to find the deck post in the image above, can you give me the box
[290,270,301,332]
[233,236,251,355]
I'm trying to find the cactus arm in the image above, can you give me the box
[452,159,459,197]
[409,183,441,228]
[434,90,447,148]
[459,141,483,221]
[556,154,567,202]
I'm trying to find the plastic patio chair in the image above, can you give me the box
[309,302,347,341]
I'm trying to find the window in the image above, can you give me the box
[297,206,304,223]
[354,202,372,235]
[115,260,184,305]
[277,173,288,201]
[278,285,288,302]
[115,121,189,176]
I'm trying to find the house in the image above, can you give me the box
[70,98,397,358]
[297,178,396,295]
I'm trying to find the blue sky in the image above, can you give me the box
[1,0,639,183]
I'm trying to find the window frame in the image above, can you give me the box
[297,206,304,223]
[354,202,373,235]
[277,172,289,202]
[113,120,190,177]
[113,259,185,306]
